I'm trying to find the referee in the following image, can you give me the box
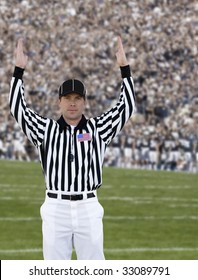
[9,36,136,260]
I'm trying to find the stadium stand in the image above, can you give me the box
[0,0,197,172]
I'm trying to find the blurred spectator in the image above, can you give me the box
[0,0,197,173]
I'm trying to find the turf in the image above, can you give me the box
[0,160,197,260]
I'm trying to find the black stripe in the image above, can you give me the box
[9,78,18,112]
[39,144,45,174]
[97,114,111,128]
[92,135,101,189]
[123,80,133,116]
[61,128,67,191]
[54,130,61,190]
[73,132,79,192]
[19,102,42,145]
[14,92,21,123]
[18,94,46,145]
[86,122,96,190]
[42,120,53,173]
[48,124,56,190]
[127,77,136,102]
[79,135,86,192]
[67,130,72,191]
[14,89,28,139]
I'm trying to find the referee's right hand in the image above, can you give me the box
[15,38,28,69]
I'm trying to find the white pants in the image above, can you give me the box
[40,193,105,260]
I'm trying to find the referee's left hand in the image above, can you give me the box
[115,36,128,67]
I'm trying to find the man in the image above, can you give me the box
[9,36,136,260]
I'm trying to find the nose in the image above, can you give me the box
[70,100,76,106]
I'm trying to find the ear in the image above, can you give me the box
[58,97,61,107]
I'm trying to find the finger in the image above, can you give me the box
[117,35,122,44]
[17,38,24,53]
[117,35,123,51]
[18,38,23,48]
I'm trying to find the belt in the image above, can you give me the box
[47,192,95,201]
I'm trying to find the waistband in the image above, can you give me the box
[47,191,95,201]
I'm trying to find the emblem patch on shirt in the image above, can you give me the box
[77,133,91,142]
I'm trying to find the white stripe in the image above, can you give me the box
[46,121,56,188]
[1,184,193,190]
[10,79,20,116]
[9,77,14,103]
[104,247,198,253]
[1,215,198,222]
[100,196,198,202]
[0,217,40,221]
[124,77,136,112]
[0,195,198,205]
[51,125,59,188]
[1,247,198,254]
[72,79,74,91]
[0,197,43,202]
[0,248,42,254]
[64,128,70,191]
[123,80,131,121]
[18,100,23,133]
[112,109,122,137]
[70,130,76,191]
[120,185,193,189]
[57,131,64,192]
[0,197,196,208]
[169,203,198,208]
[0,184,39,188]
[104,215,198,220]
[0,195,197,203]
[77,130,88,190]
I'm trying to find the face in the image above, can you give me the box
[59,93,86,125]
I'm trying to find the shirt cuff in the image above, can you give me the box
[13,66,24,79]
[120,65,131,78]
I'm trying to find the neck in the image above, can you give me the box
[57,115,87,132]
[62,116,82,126]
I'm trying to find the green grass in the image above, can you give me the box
[0,160,198,260]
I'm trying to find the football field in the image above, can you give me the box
[0,160,197,260]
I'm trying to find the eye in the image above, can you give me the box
[63,96,69,100]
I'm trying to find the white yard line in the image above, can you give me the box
[0,248,42,254]
[104,247,198,253]
[0,197,43,202]
[0,217,40,221]
[0,196,197,202]
[120,185,194,189]
[0,184,40,188]
[0,247,198,254]
[105,215,198,220]
[1,215,198,222]
[0,184,195,190]
[100,197,198,202]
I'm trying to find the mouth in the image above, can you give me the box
[68,110,78,114]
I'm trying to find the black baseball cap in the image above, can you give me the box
[59,79,86,98]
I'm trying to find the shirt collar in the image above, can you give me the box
[57,115,87,132]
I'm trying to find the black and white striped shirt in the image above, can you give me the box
[9,66,136,193]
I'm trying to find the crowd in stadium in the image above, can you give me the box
[0,0,197,173]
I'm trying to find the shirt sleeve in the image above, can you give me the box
[96,65,136,145]
[9,66,48,147]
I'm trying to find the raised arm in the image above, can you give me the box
[9,38,47,147]
[96,36,136,144]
